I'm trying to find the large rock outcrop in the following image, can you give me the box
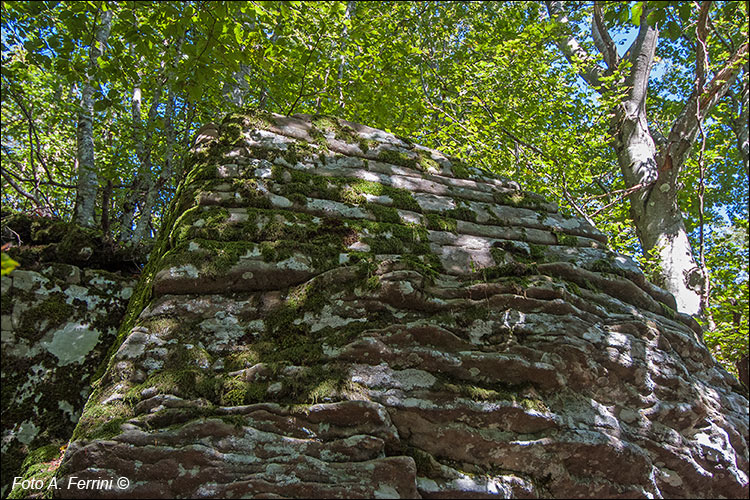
[1,214,138,497]
[54,111,748,498]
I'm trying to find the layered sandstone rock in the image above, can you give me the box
[56,111,748,498]
[1,231,137,497]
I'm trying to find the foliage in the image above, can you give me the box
[0,1,747,374]
[702,218,749,375]
[1,251,19,275]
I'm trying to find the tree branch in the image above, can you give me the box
[727,65,749,163]
[286,29,325,116]
[545,1,605,89]
[699,41,748,111]
[1,146,77,189]
[592,2,619,71]
[695,1,712,91]
[4,85,59,186]
[1,167,44,207]
[624,4,658,110]
[660,4,748,179]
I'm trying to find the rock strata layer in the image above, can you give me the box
[57,111,748,498]
[1,262,135,497]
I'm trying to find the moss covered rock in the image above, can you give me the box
[51,111,749,499]
[1,257,136,496]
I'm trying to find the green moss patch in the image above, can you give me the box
[481,262,537,281]
[309,114,375,154]
[377,149,419,170]
[492,241,547,264]
[7,443,65,499]
[222,109,275,133]
[417,153,440,172]
[272,167,422,213]
[438,203,477,223]
[493,191,548,211]
[71,393,133,442]
[451,159,472,179]
[437,376,549,412]
[425,214,458,232]
[659,301,677,320]
[18,292,75,341]
[553,230,579,247]
[161,239,259,277]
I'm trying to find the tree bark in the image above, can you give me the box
[118,83,143,241]
[163,33,184,188]
[336,1,356,112]
[122,79,163,244]
[546,1,748,316]
[73,7,113,228]
[729,296,749,388]
[728,65,749,164]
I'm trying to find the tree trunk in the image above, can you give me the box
[546,1,747,316]
[164,34,184,187]
[73,7,113,228]
[737,355,749,389]
[74,81,100,228]
[164,89,176,189]
[611,111,704,314]
[123,80,162,244]
[730,299,748,388]
[336,1,356,112]
[119,83,144,241]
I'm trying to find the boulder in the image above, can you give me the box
[52,111,748,498]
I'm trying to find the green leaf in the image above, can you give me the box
[93,99,108,112]
[646,8,665,27]
[186,83,202,101]
[619,7,630,24]
[666,20,681,40]
[631,2,643,26]
[1,252,19,276]
[678,3,691,23]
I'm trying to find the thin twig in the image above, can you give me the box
[286,30,325,116]
[1,168,44,207]
[588,181,655,218]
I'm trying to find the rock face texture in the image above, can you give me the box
[1,214,138,497]
[55,111,748,498]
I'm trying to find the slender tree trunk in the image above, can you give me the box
[737,355,749,389]
[119,83,143,241]
[133,176,156,242]
[725,298,749,387]
[164,89,176,188]
[101,179,113,236]
[336,1,356,112]
[74,83,99,228]
[133,86,164,244]
[123,79,163,244]
[74,7,113,228]
[163,34,183,189]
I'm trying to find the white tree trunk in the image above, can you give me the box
[73,7,113,228]
[612,115,704,314]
